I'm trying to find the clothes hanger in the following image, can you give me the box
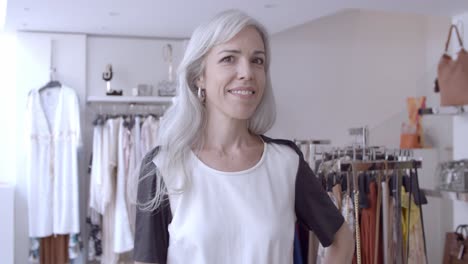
[39,39,62,91]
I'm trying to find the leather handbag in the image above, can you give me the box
[443,224,468,264]
[436,24,468,106]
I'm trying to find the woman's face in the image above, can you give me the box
[199,26,266,121]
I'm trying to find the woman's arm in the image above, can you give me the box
[323,223,355,263]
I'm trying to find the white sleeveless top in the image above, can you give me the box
[165,142,298,264]
[133,136,345,264]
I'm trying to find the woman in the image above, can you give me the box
[134,9,354,264]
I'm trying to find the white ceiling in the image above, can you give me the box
[5,0,468,39]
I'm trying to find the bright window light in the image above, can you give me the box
[0,0,6,30]
[0,32,17,184]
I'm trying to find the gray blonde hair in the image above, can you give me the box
[140,9,276,211]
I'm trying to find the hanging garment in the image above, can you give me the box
[103,118,120,212]
[89,125,104,213]
[388,196,396,264]
[126,116,142,234]
[140,115,159,157]
[100,118,121,264]
[381,181,390,264]
[87,206,103,261]
[360,181,383,264]
[113,120,134,253]
[401,188,427,264]
[29,238,40,263]
[307,232,319,264]
[26,86,81,237]
[40,234,69,264]
[341,193,355,249]
[317,191,340,264]
[294,227,304,264]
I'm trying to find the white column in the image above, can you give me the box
[451,12,468,230]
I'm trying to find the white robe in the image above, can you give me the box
[26,86,81,237]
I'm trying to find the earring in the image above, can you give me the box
[197,86,203,99]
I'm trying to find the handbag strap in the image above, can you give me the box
[445,24,465,52]
[455,224,468,239]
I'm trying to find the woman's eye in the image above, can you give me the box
[252,57,265,65]
[220,56,234,63]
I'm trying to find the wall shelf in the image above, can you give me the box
[87,95,174,105]
[422,188,468,202]
[419,106,468,116]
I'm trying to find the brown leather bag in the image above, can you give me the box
[437,25,468,106]
[443,225,468,264]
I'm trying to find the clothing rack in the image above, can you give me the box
[312,147,425,264]
[340,160,422,172]
[339,159,426,264]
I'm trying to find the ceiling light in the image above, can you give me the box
[264,3,277,8]
[108,12,119,17]
[24,7,30,11]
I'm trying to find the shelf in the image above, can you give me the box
[419,106,468,116]
[422,188,468,202]
[87,96,174,105]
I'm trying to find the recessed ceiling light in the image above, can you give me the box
[264,3,277,8]
[24,8,30,11]
[109,12,120,17]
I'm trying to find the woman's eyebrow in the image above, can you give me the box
[218,49,241,54]
[217,49,265,55]
[253,50,266,56]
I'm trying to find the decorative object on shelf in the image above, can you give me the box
[157,44,177,97]
[137,84,153,96]
[437,159,468,192]
[435,24,468,106]
[348,126,369,148]
[418,105,468,116]
[401,97,426,148]
[102,64,122,96]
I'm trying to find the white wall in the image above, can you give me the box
[0,33,17,262]
[268,9,451,263]
[269,9,449,147]
[0,184,14,264]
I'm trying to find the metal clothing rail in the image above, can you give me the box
[293,139,331,145]
[340,160,422,172]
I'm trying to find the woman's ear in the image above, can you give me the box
[196,77,205,89]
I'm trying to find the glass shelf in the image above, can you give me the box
[87,95,174,105]
[422,188,468,202]
[419,106,468,116]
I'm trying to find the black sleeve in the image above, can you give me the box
[133,147,172,263]
[294,149,345,247]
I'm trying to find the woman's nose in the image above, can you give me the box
[237,58,253,80]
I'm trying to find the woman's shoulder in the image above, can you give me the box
[260,135,303,158]
[140,146,161,173]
